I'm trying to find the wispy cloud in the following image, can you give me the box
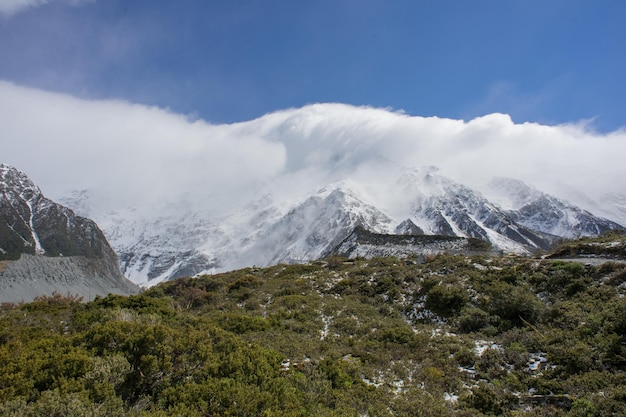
[1,81,625,217]
[0,0,93,17]
[0,0,47,16]
[465,78,576,126]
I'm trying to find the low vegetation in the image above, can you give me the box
[1,233,626,416]
[547,230,626,259]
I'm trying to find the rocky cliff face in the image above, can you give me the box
[331,225,491,259]
[0,164,139,302]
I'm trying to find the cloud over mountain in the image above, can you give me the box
[1,80,625,216]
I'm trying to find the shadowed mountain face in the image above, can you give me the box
[0,164,139,302]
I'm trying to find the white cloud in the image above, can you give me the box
[1,80,625,218]
[0,81,287,212]
[0,0,93,16]
[237,104,626,203]
[0,0,47,16]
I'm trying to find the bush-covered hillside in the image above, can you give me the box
[1,234,626,416]
[547,230,626,259]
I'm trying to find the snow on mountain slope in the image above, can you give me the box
[399,168,555,251]
[95,204,226,287]
[0,164,47,256]
[566,191,626,230]
[60,168,625,287]
[1,164,117,260]
[239,185,395,268]
[394,219,425,236]
[600,193,626,227]
[486,178,624,238]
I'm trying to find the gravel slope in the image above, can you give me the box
[0,254,140,303]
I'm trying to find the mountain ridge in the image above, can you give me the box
[487,177,624,238]
[60,167,624,286]
[0,164,139,302]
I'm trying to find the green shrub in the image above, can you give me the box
[425,285,468,318]
[457,306,490,333]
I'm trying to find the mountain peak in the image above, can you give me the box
[0,164,139,302]
[0,163,43,201]
[487,177,542,210]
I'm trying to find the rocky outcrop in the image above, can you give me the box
[0,164,139,302]
[330,226,492,259]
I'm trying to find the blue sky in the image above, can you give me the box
[1,0,624,131]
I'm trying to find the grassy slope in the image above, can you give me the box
[1,233,626,416]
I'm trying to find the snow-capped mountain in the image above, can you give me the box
[239,186,395,267]
[0,164,139,301]
[562,191,626,231]
[58,166,624,287]
[90,185,396,287]
[1,164,109,260]
[398,168,556,254]
[486,177,624,238]
[99,206,223,286]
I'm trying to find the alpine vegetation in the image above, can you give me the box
[1,233,626,416]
